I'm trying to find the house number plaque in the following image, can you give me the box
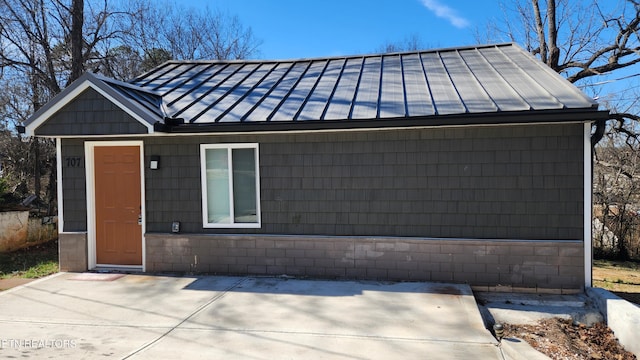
[64,157,83,168]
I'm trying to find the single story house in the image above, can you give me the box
[23,43,609,292]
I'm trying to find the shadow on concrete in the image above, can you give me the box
[183,275,469,297]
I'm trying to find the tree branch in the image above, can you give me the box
[532,0,547,64]
[595,159,640,180]
[547,0,560,69]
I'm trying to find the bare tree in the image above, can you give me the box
[96,45,142,80]
[119,1,261,63]
[0,0,261,212]
[483,1,640,85]
[376,34,427,53]
[593,132,640,259]
[0,0,65,202]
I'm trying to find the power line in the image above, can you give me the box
[576,72,640,88]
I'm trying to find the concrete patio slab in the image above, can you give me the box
[0,273,501,359]
[131,329,500,360]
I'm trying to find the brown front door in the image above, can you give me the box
[94,146,142,265]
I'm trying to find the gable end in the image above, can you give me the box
[34,87,150,136]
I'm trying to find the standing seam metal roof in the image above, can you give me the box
[23,43,603,136]
[129,43,598,126]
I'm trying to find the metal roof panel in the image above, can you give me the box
[234,63,293,122]
[162,64,229,108]
[189,63,260,122]
[402,53,435,117]
[351,56,382,119]
[151,64,215,96]
[421,53,466,115]
[168,64,242,119]
[379,55,406,118]
[132,62,182,87]
[479,47,563,110]
[440,50,497,113]
[271,60,327,121]
[323,57,363,120]
[458,49,530,112]
[136,63,193,89]
[246,62,308,121]
[497,46,596,108]
[298,59,345,120]
[205,63,276,122]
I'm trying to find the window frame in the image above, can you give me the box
[200,143,261,228]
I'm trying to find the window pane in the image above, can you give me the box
[232,148,257,223]
[205,148,230,224]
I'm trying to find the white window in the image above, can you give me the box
[200,143,261,228]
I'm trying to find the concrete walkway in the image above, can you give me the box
[0,273,501,359]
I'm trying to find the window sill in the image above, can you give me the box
[202,223,262,229]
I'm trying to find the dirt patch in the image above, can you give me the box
[504,318,636,360]
[500,261,640,358]
[0,277,34,290]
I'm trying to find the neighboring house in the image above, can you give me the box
[22,43,609,292]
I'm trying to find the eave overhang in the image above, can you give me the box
[153,108,611,134]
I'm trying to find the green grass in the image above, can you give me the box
[593,259,640,305]
[594,259,640,270]
[0,240,59,279]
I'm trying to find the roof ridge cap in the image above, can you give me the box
[90,74,161,96]
[151,43,519,66]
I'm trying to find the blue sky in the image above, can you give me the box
[198,0,501,59]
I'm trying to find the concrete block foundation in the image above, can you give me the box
[58,232,88,272]
[144,233,584,292]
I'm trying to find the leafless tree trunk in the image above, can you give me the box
[532,0,548,63]
[69,0,84,84]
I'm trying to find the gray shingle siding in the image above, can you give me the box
[60,123,584,239]
[60,139,87,231]
[34,88,148,136]
[142,123,584,239]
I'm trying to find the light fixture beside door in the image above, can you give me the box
[150,155,160,170]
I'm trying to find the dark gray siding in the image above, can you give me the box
[35,88,148,136]
[60,139,87,231]
[144,139,201,232]
[144,123,585,240]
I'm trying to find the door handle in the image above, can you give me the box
[137,214,142,225]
